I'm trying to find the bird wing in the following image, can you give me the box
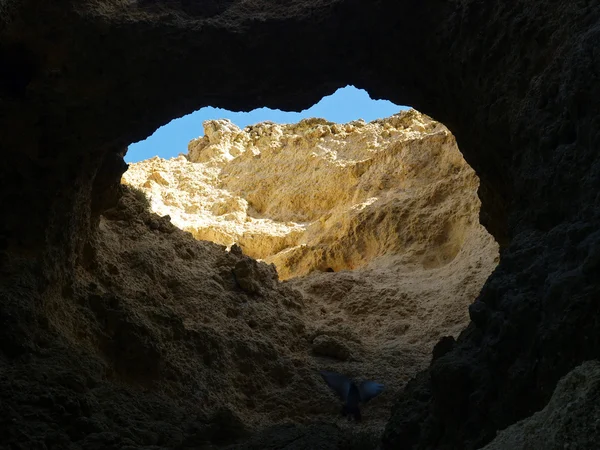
[319,370,351,401]
[358,380,384,403]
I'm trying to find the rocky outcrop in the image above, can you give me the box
[0,187,373,448]
[123,110,495,279]
[482,360,600,450]
[120,110,497,441]
[0,181,492,448]
[1,0,600,449]
[122,112,499,428]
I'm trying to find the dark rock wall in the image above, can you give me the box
[381,2,600,449]
[1,0,599,449]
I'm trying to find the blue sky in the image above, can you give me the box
[126,85,408,163]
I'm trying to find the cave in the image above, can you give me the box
[119,99,500,443]
[2,1,600,449]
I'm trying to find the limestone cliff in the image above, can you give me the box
[0,180,491,448]
[123,109,496,280]
[119,110,499,436]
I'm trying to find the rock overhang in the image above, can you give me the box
[1,0,599,449]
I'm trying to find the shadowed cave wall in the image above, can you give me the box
[1,0,599,449]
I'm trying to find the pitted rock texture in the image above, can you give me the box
[122,111,499,422]
[1,0,600,449]
[123,109,496,280]
[482,360,600,450]
[0,184,491,449]
[0,187,386,448]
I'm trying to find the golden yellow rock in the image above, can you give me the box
[123,108,496,281]
[114,110,499,434]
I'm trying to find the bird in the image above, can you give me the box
[319,370,384,421]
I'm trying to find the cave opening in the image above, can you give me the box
[122,85,498,279]
[116,85,499,434]
[2,1,596,448]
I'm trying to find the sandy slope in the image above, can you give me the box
[116,110,499,440]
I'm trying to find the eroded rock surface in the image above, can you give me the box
[124,110,495,280]
[1,0,600,449]
[0,187,374,448]
[483,360,600,450]
[0,180,493,448]
[122,112,499,424]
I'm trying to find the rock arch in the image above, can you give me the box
[1,1,599,449]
